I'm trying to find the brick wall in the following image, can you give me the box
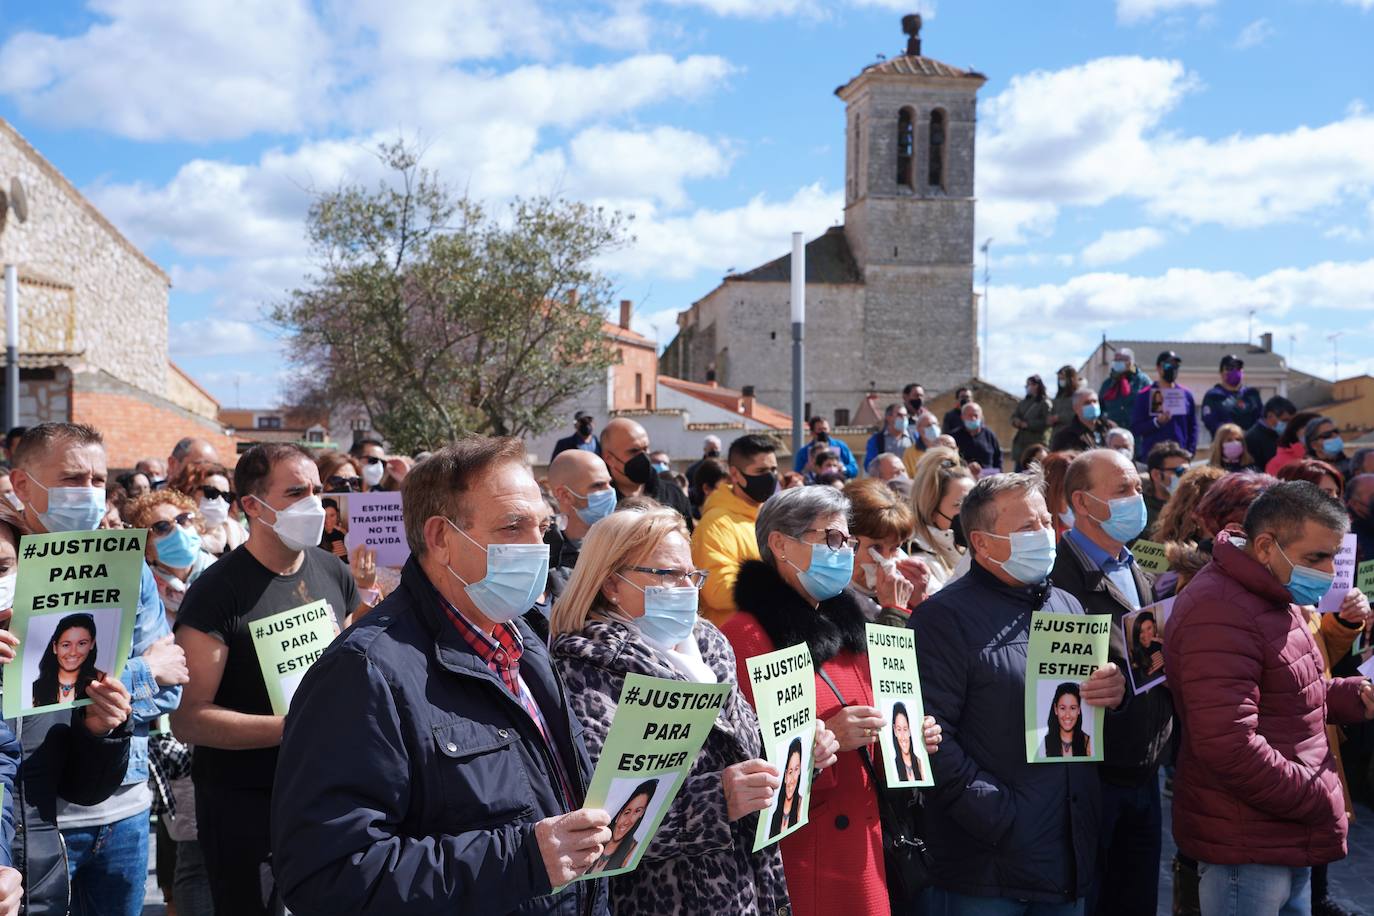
[69,371,236,470]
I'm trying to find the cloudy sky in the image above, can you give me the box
[1,0,1372,408]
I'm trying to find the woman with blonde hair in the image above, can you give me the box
[549,506,839,916]
[843,478,927,626]
[905,447,973,596]
[1207,422,1255,472]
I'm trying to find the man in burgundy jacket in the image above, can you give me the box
[1167,481,1374,916]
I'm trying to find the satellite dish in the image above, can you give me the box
[9,177,27,224]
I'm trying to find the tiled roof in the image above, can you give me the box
[1102,340,1286,371]
[602,320,655,348]
[729,226,862,285]
[836,54,986,96]
[659,376,793,430]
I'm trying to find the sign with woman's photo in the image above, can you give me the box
[2,529,145,718]
[745,642,817,851]
[1122,598,1174,695]
[568,674,729,883]
[865,623,933,788]
[1024,611,1110,763]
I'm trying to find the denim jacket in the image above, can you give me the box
[116,563,183,785]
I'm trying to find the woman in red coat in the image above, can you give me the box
[722,485,941,916]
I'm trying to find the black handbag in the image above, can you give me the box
[816,668,934,910]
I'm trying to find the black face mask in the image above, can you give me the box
[1161,365,1179,383]
[576,421,593,435]
[705,448,721,458]
[737,469,779,504]
[622,451,655,485]
[907,398,923,413]
[951,514,968,550]
[958,395,971,406]
[815,431,831,443]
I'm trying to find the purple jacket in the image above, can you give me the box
[1130,383,1198,457]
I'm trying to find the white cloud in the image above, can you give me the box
[1080,227,1166,266]
[1339,0,1374,10]
[0,0,332,142]
[663,0,933,17]
[569,126,732,209]
[1234,18,1275,49]
[169,318,275,358]
[1116,0,1216,25]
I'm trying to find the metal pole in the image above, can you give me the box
[790,232,805,455]
[4,265,17,432]
[979,239,992,380]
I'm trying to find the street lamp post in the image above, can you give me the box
[790,232,805,455]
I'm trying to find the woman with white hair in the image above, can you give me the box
[550,506,839,916]
[724,486,942,916]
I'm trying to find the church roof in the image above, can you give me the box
[1099,339,1287,372]
[835,53,986,97]
[727,226,862,285]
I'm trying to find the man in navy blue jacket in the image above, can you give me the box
[912,471,1126,914]
[272,437,610,916]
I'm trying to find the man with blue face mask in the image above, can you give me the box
[864,403,913,470]
[174,443,366,915]
[1052,451,1173,916]
[1168,481,1374,916]
[547,449,615,593]
[8,422,182,916]
[1050,389,1117,454]
[951,401,1003,475]
[912,471,1126,914]
[271,437,611,916]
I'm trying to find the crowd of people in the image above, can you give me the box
[0,347,1368,916]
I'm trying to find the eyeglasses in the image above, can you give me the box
[149,512,198,537]
[1163,465,1188,478]
[1313,428,1340,441]
[199,485,237,503]
[621,566,708,589]
[326,475,362,492]
[800,528,860,552]
[361,455,385,466]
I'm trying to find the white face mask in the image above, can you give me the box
[362,461,386,488]
[198,496,230,528]
[252,493,327,552]
[2,493,21,512]
[0,573,14,613]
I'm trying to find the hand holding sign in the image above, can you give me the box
[82,674,132,736]
[813,721,839,771]
[1081,663,1127,709]
[350,545,378,591]
[0,629,18,666]
[922,716,942,755]
[1337,587,1371,626]
[536,808,613,886]
[723,759,780,821]
[0,864,20,916]
[826,704,885,752]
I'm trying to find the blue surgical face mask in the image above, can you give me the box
[893,417,909,435]
[1111,360,1127,374]
[1275,419,1288,435]
[981,527,1056,584]
[155,525,203,568]
[569,487,615,527]
[1083,492,1148,544]
[1274,541,1335,607]
[786,538,855,602]
[965,418,983,433]
[1166,472,1183,495]
[1321,437,1345,457]
[30,479,106,533]
[651,462,670,475]
[1082,403,1101,421]
[619,576,699,647]
[445,520,550,623]
[922,424,940,442]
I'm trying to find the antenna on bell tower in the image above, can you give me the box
[902,13,923,56]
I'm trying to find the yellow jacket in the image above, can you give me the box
[691,484,761,626]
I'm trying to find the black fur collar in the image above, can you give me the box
[732,560,868,665]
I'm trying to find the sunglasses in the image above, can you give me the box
[326,475,362,492]
[361,455,385,466]
[150,512,197,537]
[199,485,237,503]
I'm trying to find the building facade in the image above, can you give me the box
[660,18,984,426]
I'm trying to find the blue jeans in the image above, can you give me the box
[929,888,1085,916]
[1089,775,1162,916]
[63,811,151,916]
[1197,862,1311,916]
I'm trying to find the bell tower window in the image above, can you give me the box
[928,108,947,189]
[897,107,915,189]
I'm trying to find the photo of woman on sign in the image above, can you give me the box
[588,778,660,875]
[1129,610,1166,690]
[1041,682,1092,758]
[768,737,806,837]
[30,612,106,707]
[890,701,924,782]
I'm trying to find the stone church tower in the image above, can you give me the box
[660,17,984,426]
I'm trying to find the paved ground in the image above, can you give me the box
[139,780,1374,915]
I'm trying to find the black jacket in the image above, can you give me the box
[910,559,1104,904]
[952,426,1003,471]
[271,558,607,916]
[1051,534,1174,783]
[618,477,694,533]
[11,710,132,916]
[1049,416,1116,453]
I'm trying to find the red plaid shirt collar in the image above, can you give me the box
[438,597,525,691]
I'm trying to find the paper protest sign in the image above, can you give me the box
[1318,534,1358,613]
[3,530,145,719]
[978,467,1001,479]
[252,601,338,715]
[1357,560,1374,596]
[1122,598,1174,695]
[343,491,409,568]
[865,624,933,788]
[1359,654,1374,680]
[568,674,729,882]
[1132,540,1169,574]
[1161,388,1188,417]
[746,642,817,851]
[1024,612,1111,763]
